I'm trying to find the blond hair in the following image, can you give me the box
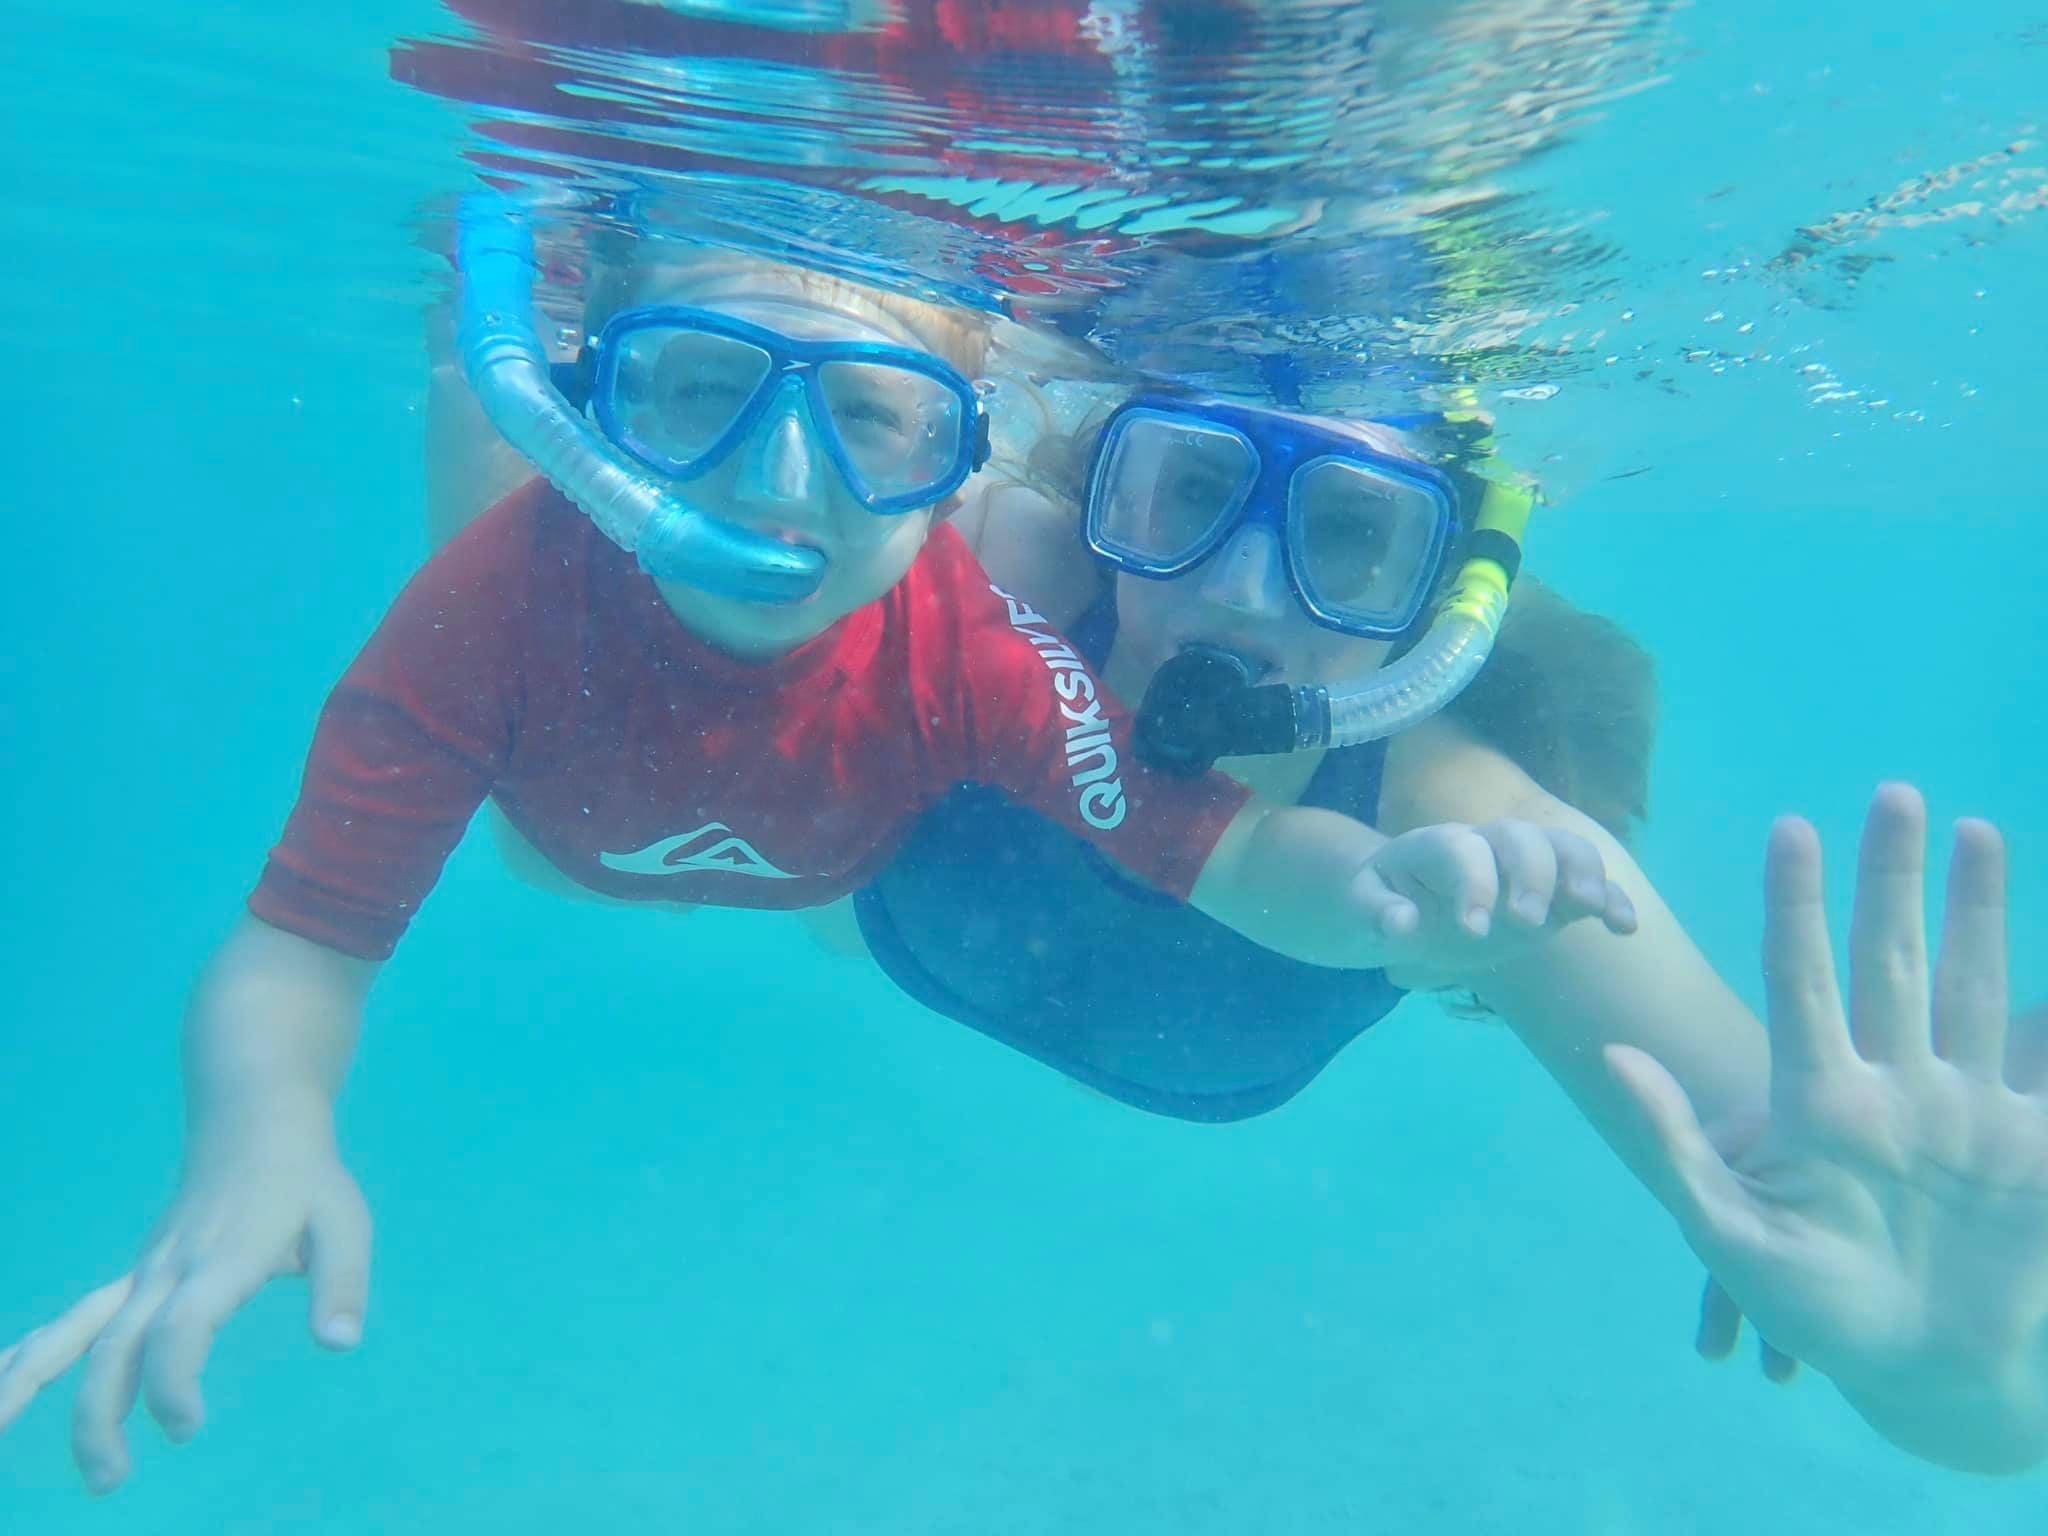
[581,231,993,378]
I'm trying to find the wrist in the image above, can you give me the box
[185,1070,339,1166]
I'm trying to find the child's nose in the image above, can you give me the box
[1196,522,1290,618]
[733,377,821,506]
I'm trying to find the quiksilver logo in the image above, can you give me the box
[599,822,799,879]
[990,583,1127,831]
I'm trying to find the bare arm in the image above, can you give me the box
[185,915,376,1130]
[1189,793,1630,973]
[1191,800,1400,969]
[1378,716,1772,1180]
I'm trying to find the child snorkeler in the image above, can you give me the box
[0,203,1637,1494]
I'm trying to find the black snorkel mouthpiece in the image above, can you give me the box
[1134,646,1330,777]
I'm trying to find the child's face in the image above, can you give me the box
[1104,409,1415,694]
[611,273,968,659]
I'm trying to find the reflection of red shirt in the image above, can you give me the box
[428,0,1108,85]
[398,0,1127,189]
[249,481,1248,961]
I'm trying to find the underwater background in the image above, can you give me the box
[3,1,2044,1529]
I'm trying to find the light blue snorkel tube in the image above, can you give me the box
[456,192,826,603]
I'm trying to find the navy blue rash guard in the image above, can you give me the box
[854,598,1406,1122]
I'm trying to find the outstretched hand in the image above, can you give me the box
[1364,818,1637,989]
[1611,783,2048,1474]
[0,1114,369,1494]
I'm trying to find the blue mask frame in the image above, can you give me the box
[1084,394,1460,640]
[577,304,990,515]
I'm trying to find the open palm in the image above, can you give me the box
[1611,784,2048,1474]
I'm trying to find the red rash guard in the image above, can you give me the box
[248,480,1251,961]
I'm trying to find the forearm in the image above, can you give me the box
[1378,720,1771,1178]
[1490,904,1771,1187]
[1190,801,1394,969]
[181,916,377,1154]
[1470,808,1771,1179]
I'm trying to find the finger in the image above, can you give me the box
[2006,1006,2048,1096]
[1477,821,1558,929]
[1604,1044,1751,1251]
[1388,828,1499,937]
[1761,815,1855,1078]
[1695,1277,1742,1361]
[1932,817,2009,1078]
[0,1278,135,1434]
[140,1254,280,1443]
[1349,862,1421,940]
[1847,783,1931,1064]
[1543,829,1604,919]
[73,1263,181,1494]
[1547,830,1638,934]
[1601,879,1639,935]
[306,1182,373,1350]
[1760,1338,1801,1384]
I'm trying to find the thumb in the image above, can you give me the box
[306,1181,373,1351]
[1604,1044,1748,1251]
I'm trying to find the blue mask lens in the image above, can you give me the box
[1089,411,1258,572]
[1286,455,1453,633]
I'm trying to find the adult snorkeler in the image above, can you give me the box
[862,383,2048,1473]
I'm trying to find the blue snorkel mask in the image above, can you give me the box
[1086,394,1460,640]
[561,303,987,514]
[1083,394,1535,775]
[456,193,988,603]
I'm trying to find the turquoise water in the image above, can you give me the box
[3,1,2045,1530]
